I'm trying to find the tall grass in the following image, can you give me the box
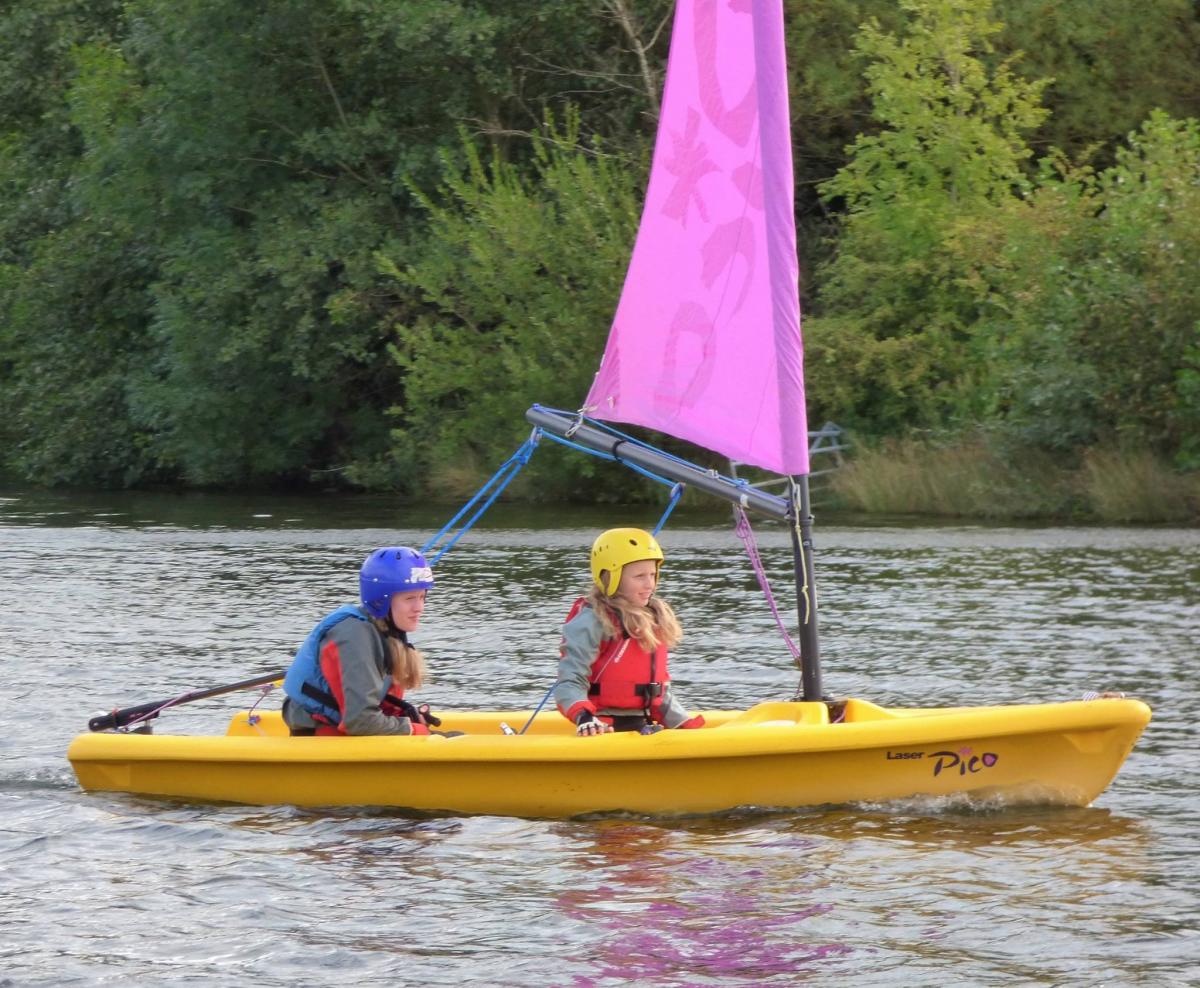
[1081,448,1199,523]
[830,438,1198,523]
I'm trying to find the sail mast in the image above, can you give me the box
[789,476,822,701]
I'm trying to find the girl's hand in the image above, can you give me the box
[575,711,613,736]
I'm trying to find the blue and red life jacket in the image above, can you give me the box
[283,605,394,728]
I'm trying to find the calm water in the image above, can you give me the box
[1,488,1197,986]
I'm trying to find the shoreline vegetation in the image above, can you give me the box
[2,440,1196,526]
[476,438,1197,525]
[825,440,1200,524]
[2,1,1198,512]
[421,434,1200,526]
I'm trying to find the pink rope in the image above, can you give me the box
[243,682,276,726]
[734,507,802,661]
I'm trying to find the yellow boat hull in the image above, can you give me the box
[67,698,1151,817]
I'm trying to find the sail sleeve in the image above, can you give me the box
[584,0,809,475]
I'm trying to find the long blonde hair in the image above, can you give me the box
[585,585,682,652]
[372,618,426,690]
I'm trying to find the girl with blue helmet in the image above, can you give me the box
[282,546,441,736]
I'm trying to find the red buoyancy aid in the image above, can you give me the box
[564,597,671,719]
[312,688,420,737]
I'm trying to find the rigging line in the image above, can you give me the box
[243,681,276,729]
[518,684,557,735]
[119,698,175,731]
[525,628,636,736]
[538,430,678,489]
[422,432,541,564]
[652,483,686,536]
[734,505,801,660]
[427,455,532,564]
[423,431,539,553]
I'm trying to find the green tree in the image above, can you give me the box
[67,0,550,486]
[5,0,1197,492]
[0,220,158,485]
[996,0,1200,160]
[805,0,1048,434]
[1,0,670,489]
[960,112,1200,462]
[0,1,141,480]
[379,118,644,499]
[782,0,1200,260]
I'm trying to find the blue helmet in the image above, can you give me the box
[359,546,435,619]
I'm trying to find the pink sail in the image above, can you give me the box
[584,0,809,475]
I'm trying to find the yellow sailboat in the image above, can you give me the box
[68,699,1149,816]
[67,0,1151,817]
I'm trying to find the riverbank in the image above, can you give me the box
[3,440,1197,528]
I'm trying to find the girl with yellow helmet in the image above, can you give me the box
[555,528,705,736]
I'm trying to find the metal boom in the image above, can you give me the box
[526,406,789,519]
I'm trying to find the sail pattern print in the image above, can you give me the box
[695,0,758,148]
[661,109,719,226]
[585,0,809,475]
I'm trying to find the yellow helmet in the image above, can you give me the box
[591,528,664,597]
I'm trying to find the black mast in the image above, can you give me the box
[789,476,822,701]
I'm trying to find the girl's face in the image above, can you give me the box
[615,559,658,606]
[388,590,427,632]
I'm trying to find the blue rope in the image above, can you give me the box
[652,483,685,535]
[518,683,557,735]
[538,430,678,489]
[422,432,541,564]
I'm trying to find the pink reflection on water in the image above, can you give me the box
[558,825,851,984]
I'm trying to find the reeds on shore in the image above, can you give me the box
[828,437,1200,523]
